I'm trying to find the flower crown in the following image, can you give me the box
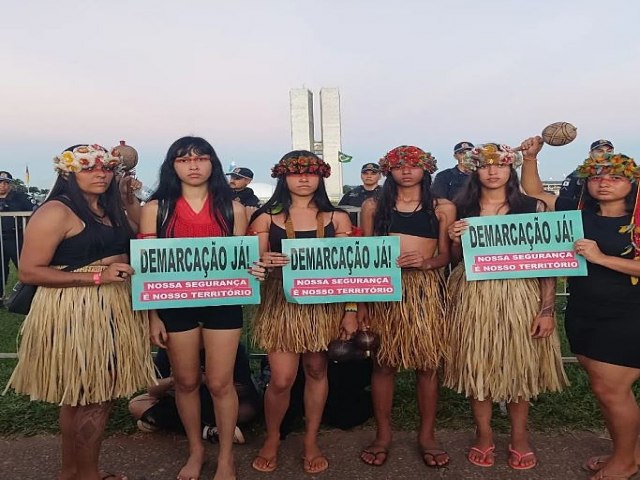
[271,154,331,178]
[54,144,122,174]
[378,146,437,175]
[576,153,640,182]
[461,143,523,171]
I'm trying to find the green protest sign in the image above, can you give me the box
[281,236,402,304]
[130,236,260,310]
[461,211,588,280]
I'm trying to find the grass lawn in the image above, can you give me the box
[0,280,635,436]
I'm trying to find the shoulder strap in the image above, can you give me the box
[156,199,169,238]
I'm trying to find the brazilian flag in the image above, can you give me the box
[338,151,352,163]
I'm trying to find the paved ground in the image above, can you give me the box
[1,428,613,479]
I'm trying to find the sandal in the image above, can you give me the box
[100,473,128,480]
[360,445,389,467]
[251,455,277,473]
[422,448,450,468]
[584,455,640,474]
[508,444,537,470]
[467,444,496,468]
[593,469,640,479]
[302,455,329,474]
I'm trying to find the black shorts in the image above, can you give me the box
[157,306,243,332]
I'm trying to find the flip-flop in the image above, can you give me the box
[422,448,450,468]
[508,444,537,470]
[593,469,640,479]
[251,455,277,473]
[302,455,329,474]
[100,473,128,480]
[467,444,495,468]
[360,446,389,467]
[583,455,640,473]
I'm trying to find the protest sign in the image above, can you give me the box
[130,236,260,310]
[281,236,402,304]
[461,211,587,280]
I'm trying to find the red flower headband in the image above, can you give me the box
[378,146,437,175]
[271,154,331,178]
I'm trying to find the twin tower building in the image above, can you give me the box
[289,88,345,200]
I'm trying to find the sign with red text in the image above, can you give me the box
[281,236,402,304]
[130,236,260,310]
[461,211,587,280]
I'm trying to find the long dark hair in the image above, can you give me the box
[250,150,341,223]
[454,168,537,218]
[46,144,134,241]
[580,182,638,214]
[150,136,234,236]
[373,170,435,235]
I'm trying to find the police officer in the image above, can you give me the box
[559,139,614,201]
[0,171,34,299]
[225,167,261,207]
[431,141,474,201]
[339,163,382,207]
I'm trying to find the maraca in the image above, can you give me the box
[112,140,139,204]
[514,122,577,151]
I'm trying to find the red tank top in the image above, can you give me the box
[166,196,224,238]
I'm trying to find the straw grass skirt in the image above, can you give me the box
[444,264,568,402]
[368,269,446,371]
[252,275,343,353]
[5,266,155,406]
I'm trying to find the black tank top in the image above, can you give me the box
[268,214,336,253]
[49,197,131,266]
[388,208,439,239]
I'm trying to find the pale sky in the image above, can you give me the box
[2,0,639,189]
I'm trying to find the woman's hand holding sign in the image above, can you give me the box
[448,220,469,245]
[261,251,290,268]
[574,239,605,264]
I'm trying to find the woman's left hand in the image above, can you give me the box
[531,314,555,338]
[397,251,428,269]
[340,312,358,340]
[574,239,605,264]
[248,261,267,281]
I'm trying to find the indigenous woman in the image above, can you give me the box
[5,144,155,480]
[140,136,261,480]
[249,151,354,475]
[359,146,455,469]
[445,143,568,471]
[520,137,640,480]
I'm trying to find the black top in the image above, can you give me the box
[338,185,381,207]
[0,191,34,236]
[389,208,439,239]
[268,217,336,253]
[232,187,261,208]
[431,166,470,201]
[556,197,639,306]
[49,197,130,266]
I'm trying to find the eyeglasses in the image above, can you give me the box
[587,175,626,183]
[175,155,211,165]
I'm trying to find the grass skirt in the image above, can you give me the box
[5,266,155,406]
[367,269,446,371]
[443,264,568,402]
[252,275,343,353]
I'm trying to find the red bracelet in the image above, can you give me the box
[92,272,102,285]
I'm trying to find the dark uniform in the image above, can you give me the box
[338,185,381,207]
[0,182,34,298]
[431,166,470,201]
[559,170,582,202]
[233,187,260,208]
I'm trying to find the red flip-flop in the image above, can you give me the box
[467,444,495,467]
[508,444,537,470]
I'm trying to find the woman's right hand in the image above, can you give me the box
[448,220,469,244]
[260,251,290,268]
[150,315,168,349]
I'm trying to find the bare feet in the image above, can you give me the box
[177,446,205,480]
[252,436,279,473]
[585,455,640,473]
